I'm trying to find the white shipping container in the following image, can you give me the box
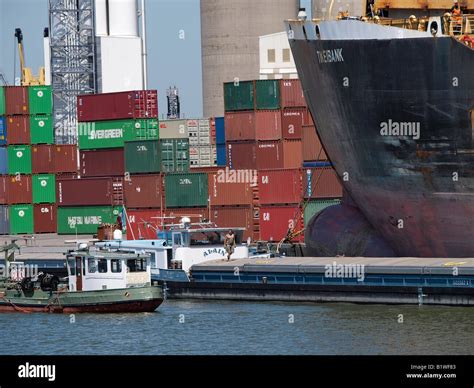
[159,120,188,139]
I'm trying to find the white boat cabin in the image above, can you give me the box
[65,250,152,292]
[96,227,249,273]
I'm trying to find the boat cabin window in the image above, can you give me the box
[127,258,147,273]
[87,258,98,274]
[87,258,108,274]
[67,258,75,276]
[173,234,182,246]
[189,230,242,246]
[98,259,107,273]
[111,259,122,273]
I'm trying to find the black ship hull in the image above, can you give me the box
[288,21,474,257]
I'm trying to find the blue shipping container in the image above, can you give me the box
[215,117,226,145]
[0,147,7,174]
[302,161,332,168]
[216,144,227,166]
[0,117,6,146]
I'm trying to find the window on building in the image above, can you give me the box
[127,258,147,273]
[282,48,291,63]
[111,259,122,273]
[267,49,276,63]
[98,259,108,273]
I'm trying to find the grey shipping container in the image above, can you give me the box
[0,205,9,234]
[158,119,188,139]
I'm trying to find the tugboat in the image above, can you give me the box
[0,243,163,313]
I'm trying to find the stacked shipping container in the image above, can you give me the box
[223,79,342,242]
[0,86,77,234]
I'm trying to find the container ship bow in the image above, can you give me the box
[286,14,474,257]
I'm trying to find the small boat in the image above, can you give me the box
[0,245,164,313]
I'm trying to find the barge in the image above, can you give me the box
[162,256,474,306]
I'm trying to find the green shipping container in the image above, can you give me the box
[10,204,34,234]
[161,139,190,173]
[28,86,52,114]
[255,80,280,110]
[224,81,254,111]
[30,115,54,144]
[78,119,159,150]
[165,173,208,208]
[8,145,32,174]
[0,87,5,115]
[125,139,190,174]
[125,140,161,173]
[32,174,56,203]
[304,199,342,227]
[57,206,121,234]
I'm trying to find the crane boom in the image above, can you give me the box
[14,27,45,86]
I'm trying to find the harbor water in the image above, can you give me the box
[1,300,474,355]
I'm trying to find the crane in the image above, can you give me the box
[14,28,45,86]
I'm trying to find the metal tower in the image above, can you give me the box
[167,86,180,119]
[49,0,96,144]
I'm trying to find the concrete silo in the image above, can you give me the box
[201,0,299,117]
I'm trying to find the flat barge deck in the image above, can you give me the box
[163,257,474,306]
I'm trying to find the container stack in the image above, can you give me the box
[187,118,216,168]
[63,90,161,235]
[223,79,343,243]
[0,85,76,235]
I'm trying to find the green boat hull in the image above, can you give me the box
[0,285,164,313]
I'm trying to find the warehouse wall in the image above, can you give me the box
[201,0,299,118]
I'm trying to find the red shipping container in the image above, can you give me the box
[32,145,55,174]
[260,205,304,242]
[303,167,343,199]
[208,169,254,206]
[164,207,209,223]
[124,174,163,209]
[281,108,306,139]
[6,116,31,144]
[57,177,123,206]
[279,80,306,108]
[34,204,57,233]
[54,145,78,173]
[258,169,302,205]
[226,142,257,170]
[283,139,303,169]
[224,111,255,141]
[306,110,315,126]
[255,110,282,140]
[0,177,8,204]
[77,90,158,122]
[210,206,253,240]
[256,141,283,170]
[5,86,29,115]
[126,208,162,240]
[303,125,327,161]
[80,148,124,177]
[7,175,32,204]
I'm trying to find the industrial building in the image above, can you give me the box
[200,0,300,118]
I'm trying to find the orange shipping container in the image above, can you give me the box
[303,167,343,199]
[255,110,282,141]
[279,79,306,108]
[303,125,327,161]
[210,206,253,240]
[208,169,254,206]
[224,111,255,141]
[258,169,302,205]
[283,139,303,169]
[281,108,306,139]
[260,205,304,242]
